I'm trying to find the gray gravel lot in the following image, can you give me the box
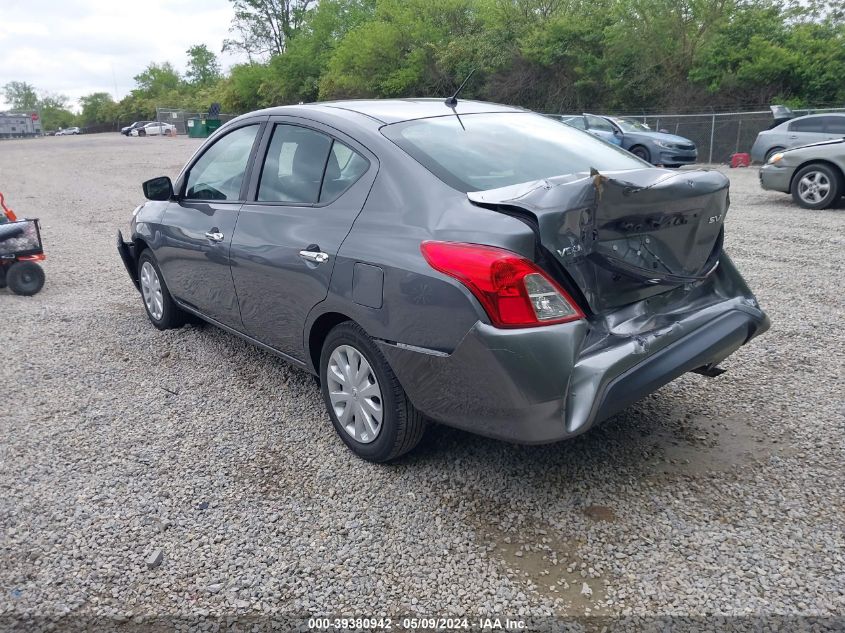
[1,134,843,625]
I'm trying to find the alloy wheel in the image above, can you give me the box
[797,171,831,205]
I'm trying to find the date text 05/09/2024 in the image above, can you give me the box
[308,617,527,630]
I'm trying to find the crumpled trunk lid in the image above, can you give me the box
[468,168,730,313]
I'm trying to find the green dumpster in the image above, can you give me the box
[187,117,207,138]
[206,119,222,135]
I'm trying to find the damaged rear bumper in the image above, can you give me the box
[117,231,140,290]
[376,296,769,445]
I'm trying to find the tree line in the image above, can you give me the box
[3,0,844,130]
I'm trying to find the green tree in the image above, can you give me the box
[218,63,269,111]
[133,62,182,97]
[2,81,39,110]
[261,0,376,103]
[186,44,222,86]
[223,0,316,57]
[79,92,117,125]
[319,0,480,99]
[38,93,76,130]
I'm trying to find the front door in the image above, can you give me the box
[156,122,262,328]
[230,119,376,359]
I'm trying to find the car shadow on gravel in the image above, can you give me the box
[404,392,789,481]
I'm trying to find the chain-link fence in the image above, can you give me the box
[553,107,845,164]
[155,108,238,135]
[632,107,845,164]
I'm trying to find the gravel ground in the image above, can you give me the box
[0,134,843,628]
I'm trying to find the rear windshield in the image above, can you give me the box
[382,112,645,192]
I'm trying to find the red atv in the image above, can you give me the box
[0,191,46,296]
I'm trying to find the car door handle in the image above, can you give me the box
[788,135,799,139]
[299,250,329,264]
[204,231,224,242]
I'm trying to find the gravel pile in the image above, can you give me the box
[1,135,842,627]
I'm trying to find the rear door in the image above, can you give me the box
[156,120,263,328]
[787,117,829,148]
[230,117,376,359]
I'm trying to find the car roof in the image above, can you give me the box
[258,99,527,125]
[790,112,845,121]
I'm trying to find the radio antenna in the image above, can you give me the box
[444,69,476,107]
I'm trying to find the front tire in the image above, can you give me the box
[320,322,425,462]
[791,163,842,210]
[138,129,146,137]
[7,261,45,296]
[137,250,186,329]
[630,145,651,163]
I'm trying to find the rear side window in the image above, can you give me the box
[320,141,369,203]
[383,112,644,192]
[258,124,368,204]
[822,116,845,134]
[185,125,260,200]
[789,117,825,133]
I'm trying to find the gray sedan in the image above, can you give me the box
[760,139,845,209]
[751,113,845,163]
[591,116,698,167]
[118,99,768,461]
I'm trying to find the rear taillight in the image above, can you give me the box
[420,241,584,328]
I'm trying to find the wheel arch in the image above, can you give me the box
[765,145,785,161]
[307,311,353,374]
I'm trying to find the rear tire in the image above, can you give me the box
[137,250,186,330]
[7,261,45,296]
[320,322,425,462]
[630,145,651,163]
[791,163,842,210]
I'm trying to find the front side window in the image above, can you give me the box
[613,118,651,133]
[383,112,645,192]
[587,116,616,133]
[185,124,259,201]
[258,124,369,204]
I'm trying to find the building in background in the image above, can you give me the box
[0,112,42,138]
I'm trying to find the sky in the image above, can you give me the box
[0,0,249,111]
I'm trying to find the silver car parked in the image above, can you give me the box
[760,138,845,209]
[751,113,845,163]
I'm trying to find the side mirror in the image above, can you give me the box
[142,176,174,201]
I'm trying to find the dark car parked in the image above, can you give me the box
[593,116,698,167]
[121,121,151,136]
[118,99,768,461]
